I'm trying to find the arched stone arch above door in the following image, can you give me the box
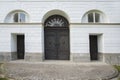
[44,15,69,27]
[42,9,70,25]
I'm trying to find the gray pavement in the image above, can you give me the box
[4,61,118,80]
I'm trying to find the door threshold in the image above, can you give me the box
[44,60,70,62]
[44,60,71,63]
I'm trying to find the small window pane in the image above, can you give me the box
[20,13,26,22]
[88,13,94,22]
[95,13,100,22]
[14,13,18,22]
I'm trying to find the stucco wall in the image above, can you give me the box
[1,24,120,54]
[0,24,43,53]
[0,0,120,64]
[0,0,120,23]
[70,24,120,63]
[0,23,120,63]
[70,24,120,54]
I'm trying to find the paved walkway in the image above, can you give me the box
[5,61,118,80]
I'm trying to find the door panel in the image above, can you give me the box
[89,35,98,60]
[45,29,57,59]
[17,35,25,59]
[57,29,69,60]
[44,28,70,60]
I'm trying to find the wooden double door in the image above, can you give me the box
[44,27,70,60]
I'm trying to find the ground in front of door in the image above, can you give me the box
[5,61,118,80]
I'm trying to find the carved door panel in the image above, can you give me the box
[45,29,57,60]
[45,28,70,60]
[57,29,70,60]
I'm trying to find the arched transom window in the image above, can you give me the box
[13,12,26,23]
[44,15,69,27]
[5,10,29,23]
[88,12,100,23]
[82,10,106,23]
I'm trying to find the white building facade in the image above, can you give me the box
[0,0,120,64]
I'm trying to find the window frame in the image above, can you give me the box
[13,12,26,23]
[87,12,101,23]
[82,10,106,23]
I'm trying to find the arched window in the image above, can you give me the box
[88,12,100,23]
[82,10,106,23]
[44,15,69,27]
[13,12,26,23]
[5,10,29,23]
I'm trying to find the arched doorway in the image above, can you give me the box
[44,15,70,60]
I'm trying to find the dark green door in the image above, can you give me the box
[89,35,98,60]
[17,35,25,59]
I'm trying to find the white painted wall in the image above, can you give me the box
[98,35,104,53]
[0,24,43,53]
[11,34,17,52]
[0,0,120,23]
[0,24,120,54]
[0,30,11,52]
[70,24,120,54]
[0,0,120,61]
